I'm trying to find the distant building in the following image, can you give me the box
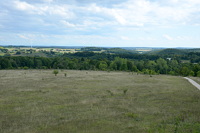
[166,58,172,61]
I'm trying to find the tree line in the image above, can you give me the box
[0,55,200,77]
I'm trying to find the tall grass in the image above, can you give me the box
[0,70,200,133]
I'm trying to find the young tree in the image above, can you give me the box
[156,58,168,74]
[180,67,190,76]
[146,61,156,71]
[110,61,117,70]
[53,70,59,76]
[98,61,108,71]
[189,71,195,76]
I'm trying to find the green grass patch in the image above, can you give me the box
[0,70,200,133]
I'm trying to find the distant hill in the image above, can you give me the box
[184,48,200,53]
[152,48,187,56]
[80,47,137,54]
[104,48,137,54]
[81,47,107,51]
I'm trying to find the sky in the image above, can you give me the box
[0,0,200,48]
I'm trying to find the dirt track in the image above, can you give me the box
[184,77,200,91]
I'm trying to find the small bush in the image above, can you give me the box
[41,66,47,69]
[23,66,29,70]
[53,70,59,76]
[123,89,128,95]
[106,90,114,96]
[125,113,141,121]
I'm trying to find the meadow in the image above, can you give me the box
[190,77,200,85]
[0,70,200,133]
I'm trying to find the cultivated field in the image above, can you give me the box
[0,70,200,133]
[0,47,81,56]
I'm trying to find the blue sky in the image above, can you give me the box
[0,0,200,47]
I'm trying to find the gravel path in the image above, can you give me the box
[184,77,200,91]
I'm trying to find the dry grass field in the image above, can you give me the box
[0,70,200,133]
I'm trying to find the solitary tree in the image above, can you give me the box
[53,70,59,76]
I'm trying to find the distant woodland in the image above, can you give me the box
[0,46,200,77]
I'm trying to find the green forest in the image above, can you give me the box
[1,47,200,77]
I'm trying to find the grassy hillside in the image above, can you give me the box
[0,70,200,133]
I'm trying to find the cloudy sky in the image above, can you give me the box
[0,0,200,47]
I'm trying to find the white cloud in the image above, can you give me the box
[18,34,36,41]
[18,34,29,40]
[162,35,193,41]
[0,0,200,47]
[12,0,74,18]
[8,0,200,30]
[139,37,157,41]
[110,0,200,26]
[169,0,179,4]
[188,0,200,5]
[120,36,130,40]
[176,36,188,40]
[61,20,76,28]
[106,0,153,26]
[42,0,53,3]
[86,3,104,13]
[81,0,200,27]
[163,34,174,40]
[14,0,35,11]
[111,10,127,25]
[48,5,73,18]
